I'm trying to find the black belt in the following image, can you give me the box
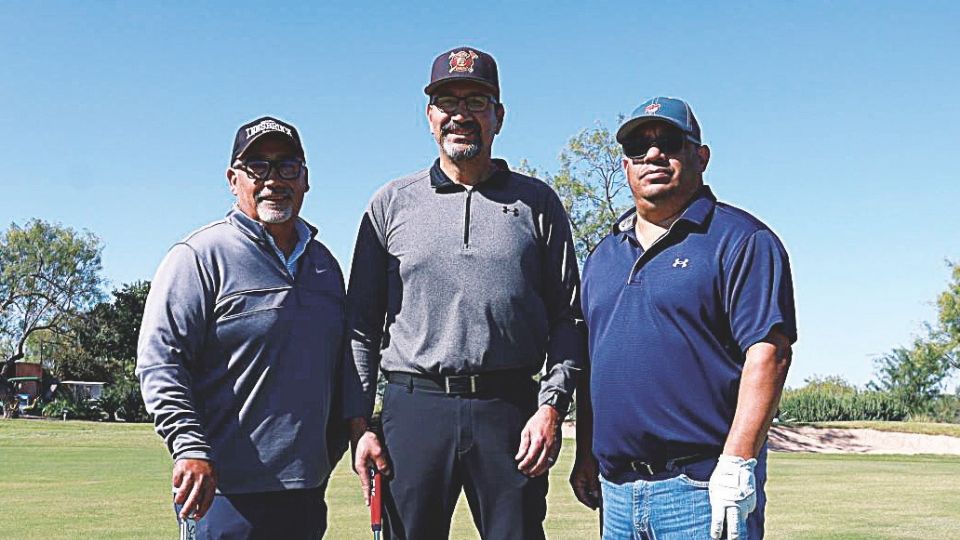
[624,453,717,477]
[385,370,532,396]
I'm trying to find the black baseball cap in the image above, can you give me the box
[231,116,305,162]
[424,46,500,98]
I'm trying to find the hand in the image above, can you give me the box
[569,452,601,509]
[353,431,390,506]
[172,458,218,520]
[515,405,561,477]
[708,455,757,540]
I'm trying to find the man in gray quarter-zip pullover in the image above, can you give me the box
[137,116,366,539]
[348,47,586,540]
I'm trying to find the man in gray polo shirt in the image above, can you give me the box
[347,47,586,539]
[137,116,365,539]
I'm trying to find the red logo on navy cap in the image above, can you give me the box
[644,103,661,114]
[449,50,479,73]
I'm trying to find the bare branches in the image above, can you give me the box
[522,122,631,264]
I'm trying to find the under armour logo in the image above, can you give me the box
[672,258,689,268]
[502,205,519,216]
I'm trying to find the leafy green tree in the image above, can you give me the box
[75,281,150,383]
[0,219,104,378]
[937,260,960,354]
[867,261,960,416]
[58,281,152,421]
[520,122,632,264]
[869,332,956,414]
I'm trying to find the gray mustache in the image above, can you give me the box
[442,120,480,135]
[256,188,294,202]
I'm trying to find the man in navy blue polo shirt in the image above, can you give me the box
[570,97,796,539]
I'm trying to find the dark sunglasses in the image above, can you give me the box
[430,94,497,114]
[622,131,693,159]
[238,159,305,181]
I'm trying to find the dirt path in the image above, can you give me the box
[561,423,960,455]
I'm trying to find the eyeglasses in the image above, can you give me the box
[237,159,305,181]
[622,131,695,160]
[430,94,497,114]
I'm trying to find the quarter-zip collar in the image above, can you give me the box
[225,206,318,247]
[429,158,510,192]
[614,185,717,244]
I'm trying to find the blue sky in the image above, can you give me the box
[2,2,958,388]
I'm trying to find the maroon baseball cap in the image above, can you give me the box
[424,46,500,98]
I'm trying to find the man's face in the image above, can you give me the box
[621,121,709,206]
[226,136,308,224]
[426,81,504,162]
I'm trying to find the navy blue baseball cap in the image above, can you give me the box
[424,46,500,98]
[616,97,702,144]
[232,116,305,162]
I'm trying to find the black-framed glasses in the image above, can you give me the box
[623,131,695,160]
[430,94,497,114]
[237,159,305,181]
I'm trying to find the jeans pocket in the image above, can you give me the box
[676,474,710,489]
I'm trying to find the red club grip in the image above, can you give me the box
[369,468,382,531]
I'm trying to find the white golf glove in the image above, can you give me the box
[708,454,757,540]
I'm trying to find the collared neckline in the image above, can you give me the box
[226,206,318,245]
[429,158,510,191]
[614,186,717,243]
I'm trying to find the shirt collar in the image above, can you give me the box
[613,185,717,242]
[429,158,510,191]
[226,206,318,245]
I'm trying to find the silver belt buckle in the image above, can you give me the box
[631,461,655,475]
[444,374,479,394]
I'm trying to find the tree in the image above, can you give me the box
[869,332,956,414]
[72,281,151,421]
[520,122,632,264]
[75,281,150,383]
[0,219,104,376]
[937,260,960,355]
[868,260,960,415]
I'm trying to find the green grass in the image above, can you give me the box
[1,420,959,539]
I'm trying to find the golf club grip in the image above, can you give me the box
[369,468,382,531]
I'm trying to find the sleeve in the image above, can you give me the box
[339,342,369,420]
[325,293,368,470]
[537,188,588,410]
[135,243,215,462]
[724,229,798,354]
[345,193,391,418]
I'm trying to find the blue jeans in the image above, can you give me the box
[599,450,766,540]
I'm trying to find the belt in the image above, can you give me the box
[623,453,717,478]
[384,370,532,396]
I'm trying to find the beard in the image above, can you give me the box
[256,188,295,223]
[440,119,483,161]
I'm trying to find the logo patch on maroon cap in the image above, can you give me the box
[449,50,479,73]
[645,103,661,114]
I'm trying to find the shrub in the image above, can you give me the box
[97,384,126,421]
[779,379,909,422]
[42,392,102,421]
[115,379,149,422]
